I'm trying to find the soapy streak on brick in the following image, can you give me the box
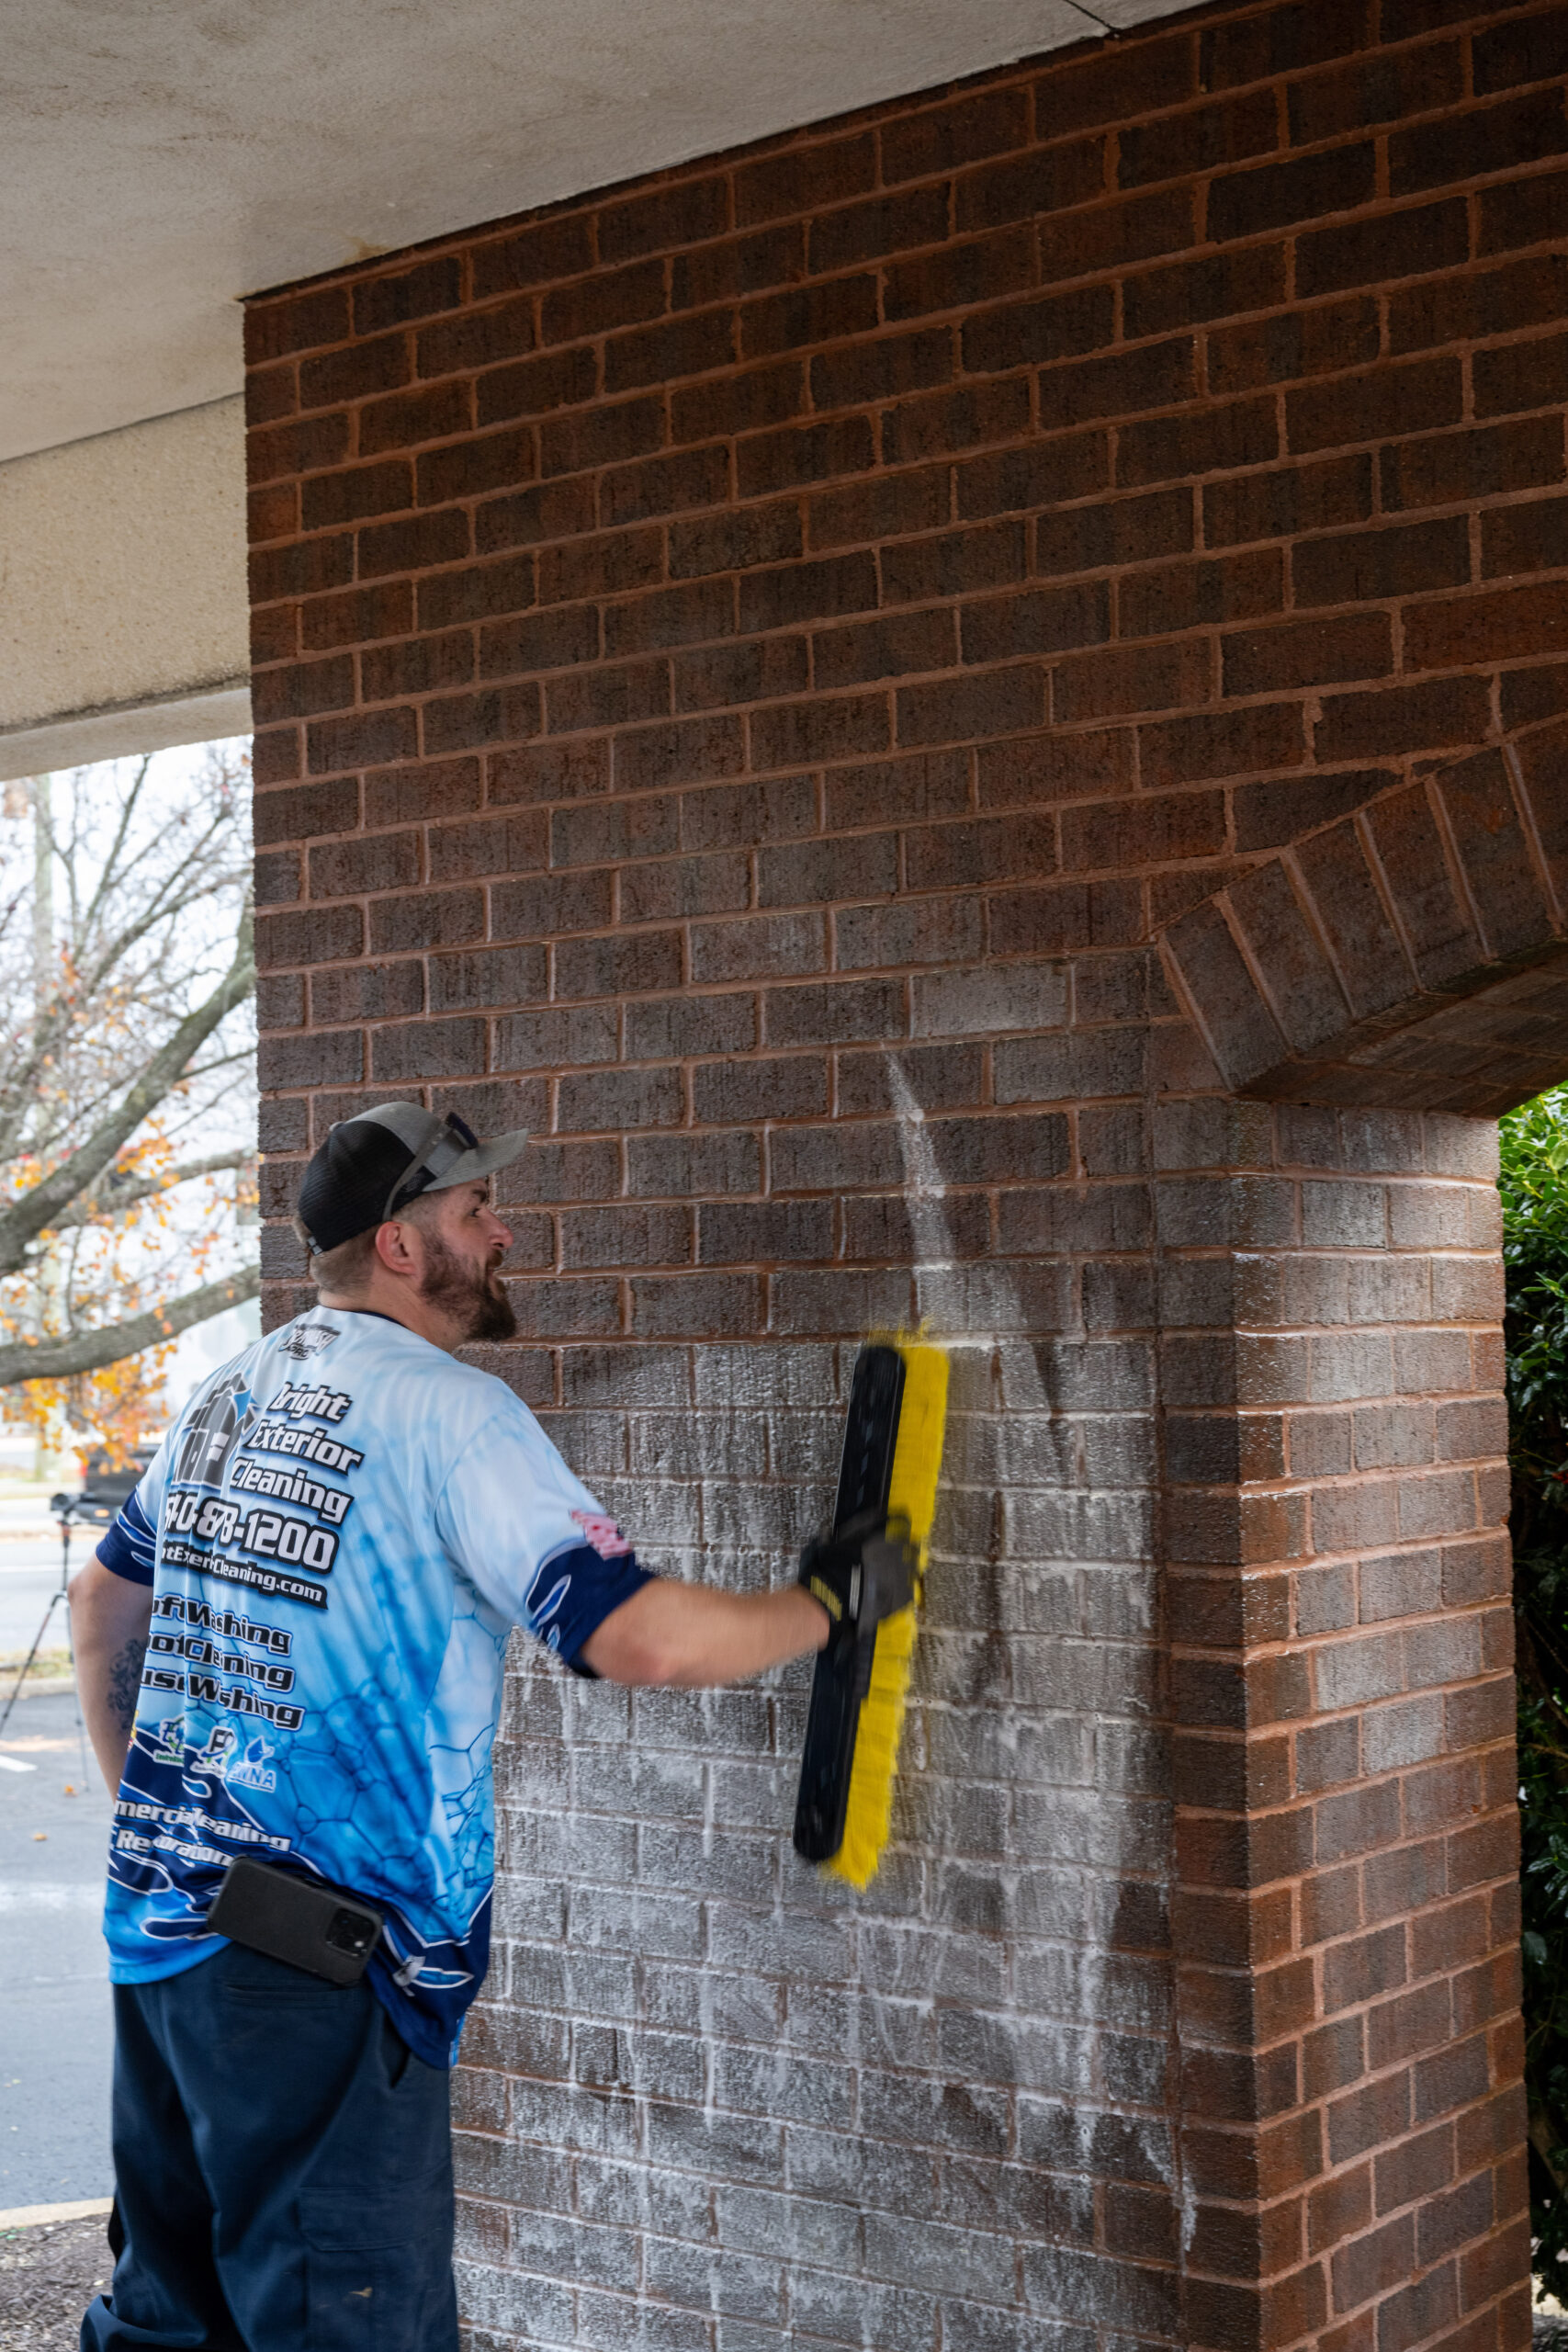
[241,3,1563,2346]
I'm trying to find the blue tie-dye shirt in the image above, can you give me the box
[97,1305,649,2064]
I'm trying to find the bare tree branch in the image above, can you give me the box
[0,1265,260,1387]
[0,899,254,1276]
[50,1148,253,1231]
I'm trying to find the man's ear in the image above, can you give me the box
[372,1218,421,1277]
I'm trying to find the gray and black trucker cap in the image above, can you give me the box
[296,1102,528,1255]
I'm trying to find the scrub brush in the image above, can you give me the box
[792,1338,948,1888]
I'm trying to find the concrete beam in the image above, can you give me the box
[0,400,250,785]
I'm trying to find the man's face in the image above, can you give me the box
[409,1180,517,1343]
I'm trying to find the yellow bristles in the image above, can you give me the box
[826,1340,948,1889]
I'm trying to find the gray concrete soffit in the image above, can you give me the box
[0,0,1189,464]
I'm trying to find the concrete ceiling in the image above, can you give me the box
[0,0,1186,466]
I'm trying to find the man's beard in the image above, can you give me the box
[418,1233,517,1342]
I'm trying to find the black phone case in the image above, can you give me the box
[792,1343,905,1865]
[208,1854,384,1986]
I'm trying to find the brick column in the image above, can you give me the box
[1159,1102,1524,2351]
[242,2,1565,2341]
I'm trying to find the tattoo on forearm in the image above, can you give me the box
[107,1637,147,1735]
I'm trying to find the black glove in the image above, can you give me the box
[796,1510,917,1658]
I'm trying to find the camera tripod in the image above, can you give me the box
[0,1491,96,1781]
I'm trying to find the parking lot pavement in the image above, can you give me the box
[0,1691,114,2206]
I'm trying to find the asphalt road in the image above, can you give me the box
[0,1690,114,2207]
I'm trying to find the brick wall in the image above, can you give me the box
[242,0,1565,2343]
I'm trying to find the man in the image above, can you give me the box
[71,1102,909,2352]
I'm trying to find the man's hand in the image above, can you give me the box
[69,1554,154,1794]
[796,1511,918,1660]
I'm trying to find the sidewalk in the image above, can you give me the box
[0,1690,113,2212]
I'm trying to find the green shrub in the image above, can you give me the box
[1501,1083,1568,2295]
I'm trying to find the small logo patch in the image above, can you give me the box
[570,1510,633,1559]
[277,1324,339,1361]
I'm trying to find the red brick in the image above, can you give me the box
[738,416,875,498]
[1063,787,1225,875]
[1433,747,1554,960]
[1208,298,1381,397]
[1295,819,1415,1016]
[880,85,1031,184]
[1200,0,1371,90]
[1205,455,1374,547]
[1123,243,1284,345]
[247,481,298,546]
[417,428,536,510]
[421,683,539,756]
[671,362,805,445]
[357,507,471,580]
[1141,703,1305,787]
[470,214,593,302]
[1393,88,1568,198]
[415,297,536,384]
[1313,677,1491,763]
[599,174,729,266]
[1038,338,1196,433]
[885,228,1036,326]
[362,630,474,704]
[1290,39,1464,143]
[1300,199,1471,303]
[1037,187,1196,283]
[1293,517,1472,607]
[895,664,1043,745]
[1381,417,1565,514]
[977,729,1133,808]
[953,138,1105,235]
[539,395,663,481]
[957,433,1110,523]
[543,657,669,736]
[1120,548,1282,639]
[479,741,607,817]
[248,412,350,487]
[1124,86,1280,192]
[251,653,355,726]
[1210,143,1377,242]
[1404,581,1568,670]
[960,583,1106,663]
[1222,613,1392,696]
[1036,488,1191,576]
[1389,251,1568,356]
[816,606,958,688]
[963,284,1116,381]
[1288,358,1464,455]
[1474,328,1568,424]
[479,604,600,678]
[1056,639,1212,722]
[603,447,732,529]
[301,458,412,531]
[1477,160,1568,255]
[306,707,418,776]
[353,257,460,337]
[734,130,876,228]
[358,379,473,459]
[882,377,1031,469]
[246,283,350,365]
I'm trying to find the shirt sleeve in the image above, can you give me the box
[97,1438,172,1588]
[434,1403,653,1674]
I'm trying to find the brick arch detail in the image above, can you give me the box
[1158,721,1568,1115]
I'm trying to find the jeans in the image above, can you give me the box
[81,1943,457,2352]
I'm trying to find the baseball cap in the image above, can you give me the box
[296,1102,528,1256]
